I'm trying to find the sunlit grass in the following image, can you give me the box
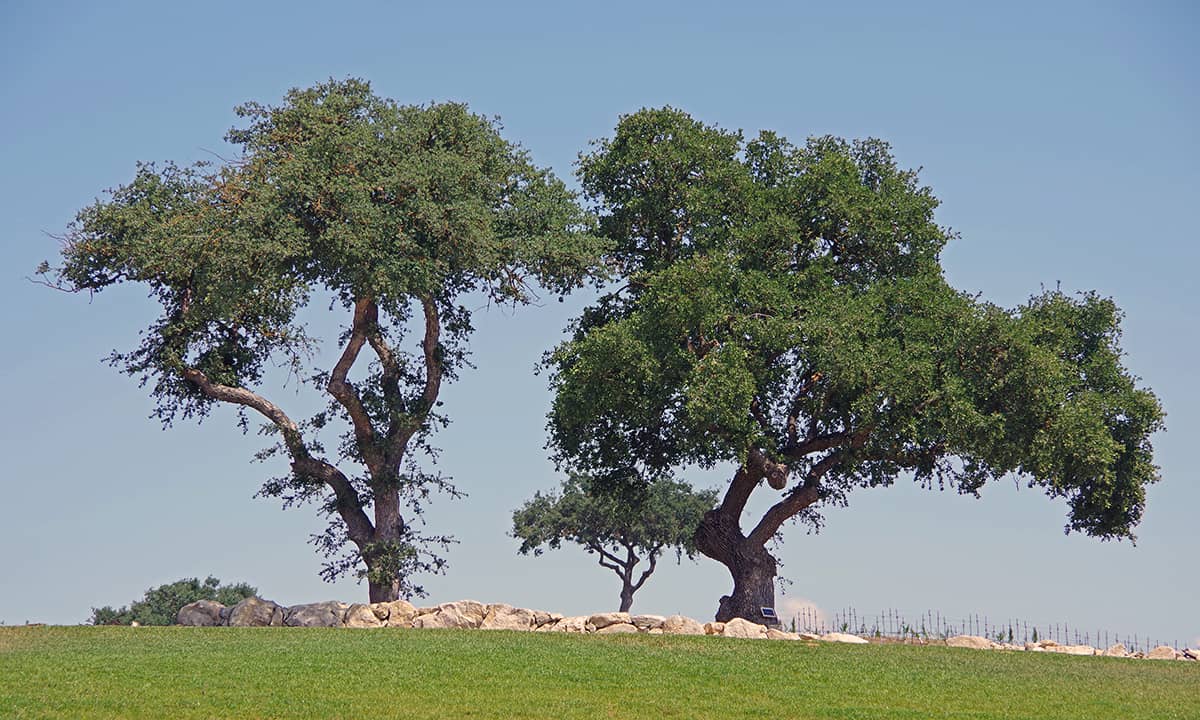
[1,626,1195,719]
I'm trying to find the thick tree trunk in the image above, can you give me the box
[368,577,401,603]
[714,542,777,623]
[365,487,403,603]
[694,507,778,623]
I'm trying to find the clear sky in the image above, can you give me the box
[1,1,1196,646]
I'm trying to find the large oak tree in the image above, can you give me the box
[545,108,1164,623]
[44,79,601,603]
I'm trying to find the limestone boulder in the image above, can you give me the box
[176,600,225,627]
[588,612,631,630]
[370,600,417,627]
[481,604,536,631]
[541,615,590,633]
[661,615,705,636]
[1148,645,1179,660]
[285,601,347,627]
[821,632,869,644]
[947,635,995,650]
[798,632,823,641]
[631,614,665,632]
[1102,643,1128,657]
[227,597,285,627]
[1048,644,1096,656]
[343,604,384,628]
[704,622,725,636]
[412,600,487,629]
[767,629,799,641]
[723,618,768,639]
[596,622,638,634]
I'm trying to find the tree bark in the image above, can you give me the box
[368,576,400,603]
[694,505,778,623]
[618,584,634,613]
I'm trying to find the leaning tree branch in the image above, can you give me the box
[182,367,376,544]
[593,545,626,577]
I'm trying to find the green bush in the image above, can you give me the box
[89,576,257,625]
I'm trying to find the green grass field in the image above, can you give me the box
[1,626,1195,719]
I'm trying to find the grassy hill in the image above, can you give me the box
[1,626,1195,719]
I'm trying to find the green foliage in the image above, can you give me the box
[548,106,1163,546]
[89,576,256,626]
[512,475,717,561]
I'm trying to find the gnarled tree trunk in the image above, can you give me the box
[694,505,778,623]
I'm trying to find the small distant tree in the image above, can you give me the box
[89,576,257,625]
[512,475,717,612]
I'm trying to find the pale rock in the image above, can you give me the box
[596,622,638,634]
[383,600,418,627]
[285,601,347,627]
[767,629,799,641]
[631,614,666,631]
[704,622,725,636]
[481,604,536,631]
[798,632,823,641]
[723,618,768,639]
[176,600,225,627]
[1036,640,1059,648]
[227,597,285,627]
[412,600,487,629]
[1148,645,1179,660]
[661,615,705,636]
[1102,643,1128,657]
[821,632,869,644]
[1048,644,1096,656]
[531,611,562,629]
[947,635,995,650]
[343,604,383,628]
[367,600,417,627]
[545,615,590,633]
[588,612,631,630]
[648,628,664,635]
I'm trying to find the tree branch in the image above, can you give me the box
[592,544,626,577]
[630,548,658,592]
[783,431,850,460]
[717,447,790,524]
[747,429,869,546]
[182,367,376,544]
[418,295,442,412]
[327,298,383,473]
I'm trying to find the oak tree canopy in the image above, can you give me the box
[545,108,1164,622]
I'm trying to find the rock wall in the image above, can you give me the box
[174,598,1199,661]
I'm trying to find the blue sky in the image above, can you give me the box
[1,1,1196,646]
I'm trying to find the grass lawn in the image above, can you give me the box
[1,626,1195,719]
